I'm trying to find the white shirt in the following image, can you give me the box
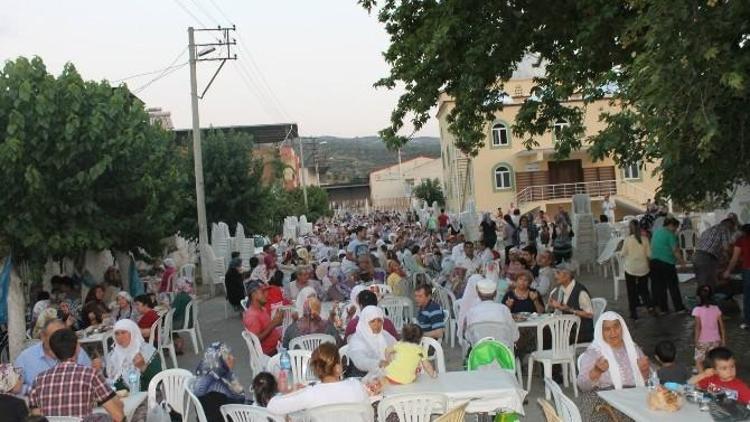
[451,244,465,261]
[464,300,519,347]
[455,254,482,275]
[266,378,370,415]
[548,280,593,314]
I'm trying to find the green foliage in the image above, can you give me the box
[275,186,332,228]
[412,178,445,207]
[0,57,184,263]
[361,0,750,206]
[178,129,277,237]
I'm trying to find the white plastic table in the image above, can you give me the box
[383,369,526,415]
[94,391,147,421]
[598,387,712,422]
[515,313,554,329]
[78,329,113,361]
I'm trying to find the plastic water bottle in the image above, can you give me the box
[647,369,660,390]
[127,366,141,393]
[279,346,293,390]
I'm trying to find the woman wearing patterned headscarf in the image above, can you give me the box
[193,342,246,421]
[0,364,27,421]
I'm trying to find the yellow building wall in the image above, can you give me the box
[437,79,661,214]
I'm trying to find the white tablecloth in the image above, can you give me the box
[598,387,712,422]
[383,370,526,415]
[94,391,147,421]
[515,313,554,329]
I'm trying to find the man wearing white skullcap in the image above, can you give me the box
[463,278,518,349]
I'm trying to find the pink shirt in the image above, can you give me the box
[244,305,281,355]
[692,305,722,343]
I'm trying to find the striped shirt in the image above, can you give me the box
[417,300,445,332]
[29,361,114,418]
[697,224,733,259]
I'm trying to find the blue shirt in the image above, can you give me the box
[14,342,92,391]
[417,300,445,332]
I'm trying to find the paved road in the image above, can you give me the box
[175,268,749,420]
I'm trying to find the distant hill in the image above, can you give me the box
[299,136,441,184]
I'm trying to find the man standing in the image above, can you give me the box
[455,241,482,275]
[346,226,370,261]
[649,217,687,313]
[15,319,95,394]
[29,329,123,421]
[602,194,616,223]
[694,218,736,289]
[243,281,284,356]
[532,250,555,297]
[547,268,594,342]
[464,279,519,348]
[414,285,445,340]
[723,224,750,329]
[437,209,450,241]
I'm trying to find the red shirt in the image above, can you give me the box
[263,253,277,271]
[244,305,281,355]
[264,286,290,314]
[734,235,750,270]
[344,316,400,340]
[697,374,750,404]
[438,214,449,228]
[138,309,160,341]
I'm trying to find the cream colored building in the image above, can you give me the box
[438,67,659,220]
[370,156,443,209]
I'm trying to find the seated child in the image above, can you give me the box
[654,340,689,384]
[384,324,436,385]
[689,347,750,404]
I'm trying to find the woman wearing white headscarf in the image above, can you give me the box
[107,318,161,392]
[348,306,396,375]
[576,311,650,421]
[295,286,318,317]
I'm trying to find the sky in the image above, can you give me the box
[0,0,439,137]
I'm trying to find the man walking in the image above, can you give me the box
[694,218,736,289]
[650,217,687,313]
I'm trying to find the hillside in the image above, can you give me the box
[300,136,441,184]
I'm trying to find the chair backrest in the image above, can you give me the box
[466,321,516,349]
[612,253,625,280]
[419,336,446,374]
[277,306,295,338]
[147,368,194,414]
[467,338,516,372]
[304,402,375,422]
[380,297,406,331]
[537,398,563,422]
[289,333,337,352]
[679,229,697,250]
[148,315,162,347]
[46,417,82,422]
[241,330,269,379]
[158,308,175,349]
[377,393,447,422]
[212,257,226,286]
[220,404,285,422]
[544,377,583,422]
[369,283,392,296]
[183,377,208,422]
[591,298,607,324]
[339,344,351,368]
[433,401,470,422]
[535,315,580,357]
[266,349,314,384]
[178,263,196,282]
[240,297,249,311]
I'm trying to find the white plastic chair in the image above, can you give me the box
[178,263,195,283]
[339,344,351,368]
[465,321,517,352]
[240,297,249,311]
[380,296,407,331]
[220,404,285,422]
[544,377,583,422]
[183,377,208,422]
[266,349,314,384]
[304,402,375,422]
[148,315,161,350]
[679,229,697,258]
[430,285,455,347]
[420,336,446,374]
[241,330,269,379]
[172,299,204,354]
[609,253,626,301]
[377,393,447,422]
[158,308,178,368]
[147,368,194,414]
[369,283,393,296]
[277,305,295,338]
[288,333,336,351]
[591,297,607,324]
[526,315,580,399]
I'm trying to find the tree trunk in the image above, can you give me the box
[7,261,26,361]
[114,251,131,294]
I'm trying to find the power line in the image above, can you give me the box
[131,47,189,94]
[206,0,232,24]
[112,63,188,83]
[173,0,207,27]
[187,0,220,26]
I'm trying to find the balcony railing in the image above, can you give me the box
[516,180,617,205]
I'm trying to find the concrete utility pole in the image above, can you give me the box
[299,137,309,210]
[188,26,236,295]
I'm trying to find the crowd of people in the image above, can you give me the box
[2,203,750,421]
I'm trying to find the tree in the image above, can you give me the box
[412,178,445,207]
[0,57,184,264]
[178,129,278,237]
[275,186,332,226]
[360,0,750,205]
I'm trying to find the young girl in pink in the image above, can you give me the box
[692,285,725,372]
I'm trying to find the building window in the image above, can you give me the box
[623,162,641,180]
[553,119,569,142]
[493,164,513,190]
[491,122,510,147]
